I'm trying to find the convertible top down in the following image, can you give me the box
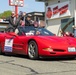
[0,26,76,59]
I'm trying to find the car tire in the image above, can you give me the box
[28,41,38,60]
[0,48,2,54]
[0,45,2,55]
[69,57,76,60]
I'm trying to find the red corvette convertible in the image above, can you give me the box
[0,26,76,60]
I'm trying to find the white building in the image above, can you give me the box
[36,0,76,36]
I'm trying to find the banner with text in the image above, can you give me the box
[46,1,71,19]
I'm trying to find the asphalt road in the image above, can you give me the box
[0,55,76,75]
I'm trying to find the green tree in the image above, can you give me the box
[0,10,12,19]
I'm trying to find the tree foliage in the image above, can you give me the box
[0,10,12,19]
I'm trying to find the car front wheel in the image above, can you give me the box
[28,41,38,60]
[0,48,1,54]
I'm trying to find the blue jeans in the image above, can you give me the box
[74,29,76,37]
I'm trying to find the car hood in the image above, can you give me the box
[35,36,76,48]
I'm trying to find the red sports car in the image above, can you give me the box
[0,26,76,60]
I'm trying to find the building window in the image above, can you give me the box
[45,2,48,6]
[58,1,60,3]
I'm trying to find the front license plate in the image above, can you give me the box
[68,47,76,52]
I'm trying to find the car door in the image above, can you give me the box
[12,35,28,55]
[3,34,27,55]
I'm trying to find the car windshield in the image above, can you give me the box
[18,26,55,36]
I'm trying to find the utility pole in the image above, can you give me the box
[15,6,18,16]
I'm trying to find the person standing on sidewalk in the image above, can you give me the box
[72,26,76,37]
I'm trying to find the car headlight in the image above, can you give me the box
[43,48,53,52]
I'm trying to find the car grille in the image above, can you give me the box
[53,49,65,52]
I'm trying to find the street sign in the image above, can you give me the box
[9,0,24,7]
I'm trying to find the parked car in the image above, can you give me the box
[0,26,76,60]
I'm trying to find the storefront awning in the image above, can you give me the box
[36,0,46,2]
[36,0,57,2]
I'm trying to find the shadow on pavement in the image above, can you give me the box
[2,53,76,61]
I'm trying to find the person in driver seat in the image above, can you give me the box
[25,14,34,26]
